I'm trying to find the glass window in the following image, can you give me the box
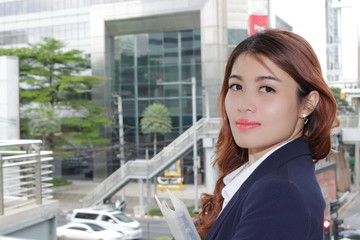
[164,66,178,82]
[136,34,148,52]
[181,30,193,48]
[69,227,87,231]
[112,213,133,223]
[138,100,151,115]
[120,51,134,67]
[194,47,201,63]
[74,212,98,220]
[164,85,178,97]
[137,67,149,83]
[137,52,148,66]
[166,99,179,115]
[0,3,5,16]
[123,101,135,116]
[164,48,178,65]
[149,66,163,83]
[195,64,202,84]
[138,84,150,98]
[181,65,193,81]
[137,34,148,66]
[85,223,105,231]
[120,68,134,84]
[193,29,201,48]
[228,29,247,53]
[121,84,135,99]
[149,33,163,50]
[181,85,192,97]
[117,35,135,67]
[149,49,163,66]
[181,48,194,64]
[182,99,192,114]
[164,31,178,49]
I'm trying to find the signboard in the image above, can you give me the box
[249,15,268,36]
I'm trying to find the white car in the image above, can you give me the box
[70,208,142,240]
[56,222,124,240]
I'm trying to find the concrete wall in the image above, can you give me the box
[0,56,20,140]
[316,162,337,217]
[0,200,59,240]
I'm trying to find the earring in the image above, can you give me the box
[301,114,309,125]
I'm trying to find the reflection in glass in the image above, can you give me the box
[113,29,201,149]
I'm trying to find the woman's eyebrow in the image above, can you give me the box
[256,75,282,82]
[229,74,282,82]
[228,74,242,81]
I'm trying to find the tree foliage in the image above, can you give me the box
[140,103,172,155]
[330,87,354,114]
[28,104,61,147]
[0,38,111,150]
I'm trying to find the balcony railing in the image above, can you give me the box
[0,140,54,215]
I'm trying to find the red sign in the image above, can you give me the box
[249,15,268,36]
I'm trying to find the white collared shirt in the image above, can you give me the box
[221,141,291,210]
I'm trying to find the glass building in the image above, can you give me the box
[0,0,249,181]
[113,30,202,151]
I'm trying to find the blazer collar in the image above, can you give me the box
[205,138,311,239]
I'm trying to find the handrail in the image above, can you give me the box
[0,140,54,216]
[81,118,220,207]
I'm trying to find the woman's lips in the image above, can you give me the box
[235,119,260,130]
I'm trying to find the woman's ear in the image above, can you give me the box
[303,90,320,115]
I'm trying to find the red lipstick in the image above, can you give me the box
[235,119,260,130]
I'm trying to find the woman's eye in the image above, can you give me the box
[260,86,275,93]
[229,84,242,91]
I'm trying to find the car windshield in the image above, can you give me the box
[112,213,133,223]
[83,223,105,231]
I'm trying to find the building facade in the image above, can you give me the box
[0,0,252,181]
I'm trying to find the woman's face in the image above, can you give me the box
[225,54,305,163]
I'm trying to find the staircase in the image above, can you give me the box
[81,117,220,207]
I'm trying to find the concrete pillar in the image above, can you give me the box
[200,0,228,117]
[0,56,19,140]
[203,137,218,193]
[356,23,360,189]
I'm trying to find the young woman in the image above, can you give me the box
[197,29,339,239]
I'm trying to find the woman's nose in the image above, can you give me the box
[237,93,256,113]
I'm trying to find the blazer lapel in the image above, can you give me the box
[205,138,311,239]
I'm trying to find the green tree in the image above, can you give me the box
[28,104,61,148]
[140,103,172,155]
[0,38,111,150]
[330,87,354,114]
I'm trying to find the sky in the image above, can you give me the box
[271,0,358,81]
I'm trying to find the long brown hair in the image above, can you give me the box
[196,29,339,238]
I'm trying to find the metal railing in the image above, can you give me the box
[338,115,359,128]
[81,118,220,207]
[0,140,54,215]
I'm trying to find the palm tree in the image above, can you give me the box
[140,103,172,156]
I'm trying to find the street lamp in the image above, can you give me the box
[156,77,199,212]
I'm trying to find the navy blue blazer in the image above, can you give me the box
[205,138,325,240]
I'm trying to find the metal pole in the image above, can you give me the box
[139,179,144,206]
[156,78,199,212]
[0,154,3,215]
[117,95,126,202]
[192,77,199,213]
[35,147,42,205]
[146,148,151,206]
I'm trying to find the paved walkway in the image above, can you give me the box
[53,180,207,215]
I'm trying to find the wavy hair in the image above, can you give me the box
[196,29,339,238]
